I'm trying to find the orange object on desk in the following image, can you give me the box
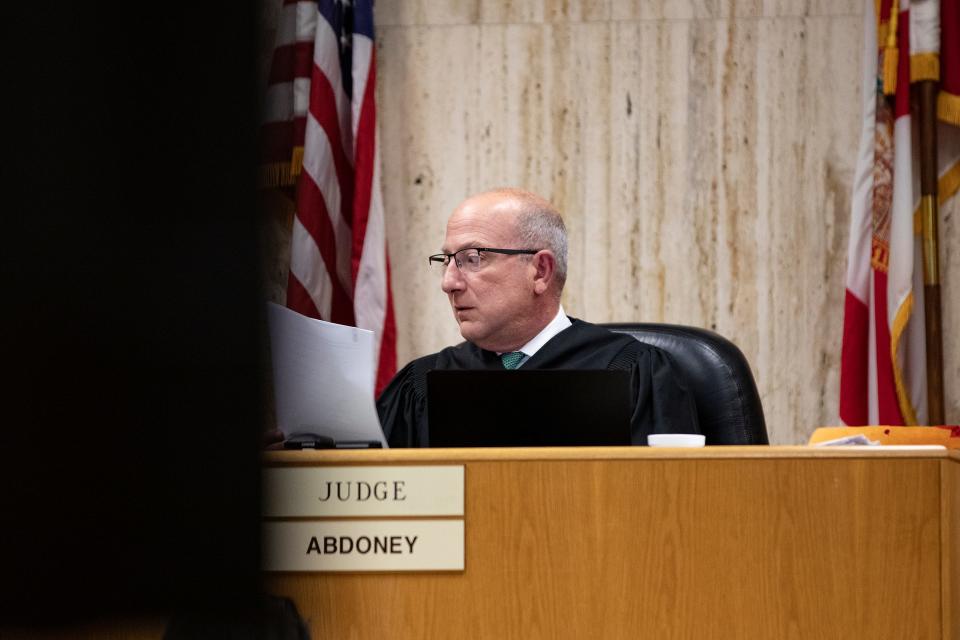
[809,425,960,448]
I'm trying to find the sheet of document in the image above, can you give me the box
[267,302,387,447]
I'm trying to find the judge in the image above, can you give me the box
[377,188,700,447]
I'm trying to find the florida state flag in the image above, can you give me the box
[841,0,960,425]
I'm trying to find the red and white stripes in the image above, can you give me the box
[262,0,396,395]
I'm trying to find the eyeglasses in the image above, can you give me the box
[427,247,540,273]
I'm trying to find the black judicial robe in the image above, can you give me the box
[376,318,700,447]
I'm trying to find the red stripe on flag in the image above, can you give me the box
[269,42,315,85]
[375,257,397,397]
[286,271,322,319]
[839,290,869,425]
[943,0,960,96]
[308,64,354,228]
[351,53,377,284]
[871,270,905,424]
[296,173,355,326]
[894,9,910,118]
[292,116,306,148]
[879,0,893,22]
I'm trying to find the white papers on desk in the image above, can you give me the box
[266,303,387,447]
[812,434,945,450]
[813,434,880,446]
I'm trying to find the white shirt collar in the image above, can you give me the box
[514,305,572,358]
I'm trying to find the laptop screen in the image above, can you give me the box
[426,369,632,447]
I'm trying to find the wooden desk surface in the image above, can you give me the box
[264,444,958,464]
[264,446,959,639]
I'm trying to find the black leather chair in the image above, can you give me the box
[602,323,768,445]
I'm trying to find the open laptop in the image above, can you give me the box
[426,369,633,447]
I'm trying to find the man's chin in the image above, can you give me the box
[457,320,477,341]
[457,321,486,346]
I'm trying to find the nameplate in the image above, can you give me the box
[262,465,464,517]
[262,520,464,572]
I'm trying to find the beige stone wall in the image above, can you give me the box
[260,0,960,443]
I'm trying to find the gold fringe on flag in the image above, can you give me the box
[938,91,960,126]
[909,53,939,83]
[259,163,294,189]
[882,47,899,95]
[257,146,306,189]
[889,290,920,425]
[882,0,899,95]
[883,47,900,96]
[938,158,960,202]
[290,146,305,181]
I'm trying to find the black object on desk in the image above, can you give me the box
[283,431,383,449]
[426,369,632,447]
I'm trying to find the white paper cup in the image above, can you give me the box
[647,433,706,447]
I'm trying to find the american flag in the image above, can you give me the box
[261,0,396,395]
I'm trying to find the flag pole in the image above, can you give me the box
[916,79,945,424]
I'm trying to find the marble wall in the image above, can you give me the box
[260,0,960,443]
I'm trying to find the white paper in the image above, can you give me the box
[266,302,387,446]
[813,434,879,446]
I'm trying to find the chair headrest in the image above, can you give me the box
[603,323,768,445]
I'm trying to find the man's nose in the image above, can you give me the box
[440,261,464,293]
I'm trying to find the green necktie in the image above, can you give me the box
[501,351,525,370]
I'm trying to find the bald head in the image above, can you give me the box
[453,188,568,295]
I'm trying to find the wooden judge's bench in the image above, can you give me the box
[263,446,960,639]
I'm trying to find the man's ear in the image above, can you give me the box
[531,250,556,295]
